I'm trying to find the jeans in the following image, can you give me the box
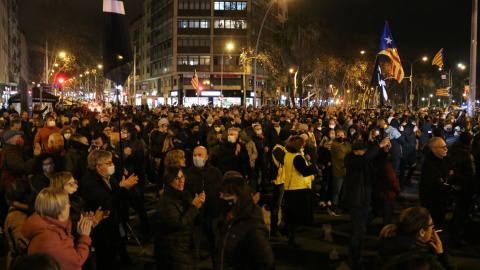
[349,206,369,267]
[270,183,285,233]
[331,176,345,210]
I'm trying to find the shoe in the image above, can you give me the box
[327,207,342,217]
[319,201,327,207]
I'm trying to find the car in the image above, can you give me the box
[87,102,102,112]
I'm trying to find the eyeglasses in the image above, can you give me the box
[174,175,185,181]
[104,161,113,166]
[434,145,447,149]
[66,180,78,187]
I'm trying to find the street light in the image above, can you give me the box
[221,42,234,106]
[253,0,278,107]
[403,57,427,112]
[290,68,298,106]
[447,63,466,107]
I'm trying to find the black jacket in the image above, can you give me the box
[378,234,456,270]
[343,144,381,208]
[184,164,223,220]
[218,141,249,176]
[420,152,451,203]
[64,140,89,182]
[215,203,274,270]
[80,169,129,241]
[154,185,199,270]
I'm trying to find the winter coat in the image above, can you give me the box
[218,141,249,176]
[245,140,258,168]
[215,202,274,270]
[343,144,381,208]
[330,140,352,178]
[33,125,61,150]
[184,164,223,220]
[21,213,91,270]
[448,142,475,197]
[420,152,451,204]
[0,144,26,186]
[154,185,199,270]
[378,234,456,270]
[4,206,29,269]
[374,157,401,204]
[64,141,89,182]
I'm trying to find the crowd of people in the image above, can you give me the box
[0,102,478,270]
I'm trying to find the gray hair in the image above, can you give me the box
[87,150,112,171]
[228,127,239,135]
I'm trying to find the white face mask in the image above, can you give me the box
[317,127,322,131]
[227,135,236,143]
[107,165,115,176]
[329,125,335,129]
[256,130,262,135]
[193,156,205,168]
[215,127,221,132]
[48,121,55,127]
[64,133,71,140]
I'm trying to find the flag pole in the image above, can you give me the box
[469,0,477,116]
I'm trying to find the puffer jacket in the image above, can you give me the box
[378,234,456,270]
[215,203,274,270]
[154,185,199,270]
[21,212,91,270]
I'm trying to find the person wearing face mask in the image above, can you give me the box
[251,123,268,193]
[81,150,138,270]
[183,146,223,264]
[329,129,352,217]
[34,115,60,151]
[218,127,249,176]
[0,130,27,225]
[317,129,336,208]
[115,121,151,240]
[215,175,274,270]
[31,154,56,193]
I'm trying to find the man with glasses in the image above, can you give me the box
[420,137,451,229]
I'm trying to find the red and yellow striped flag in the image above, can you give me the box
[432,48,444,68]
[191,70,200,90]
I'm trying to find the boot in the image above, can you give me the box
[404,166,416,187]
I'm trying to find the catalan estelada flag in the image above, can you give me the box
[378,22,404,83]
[191,70,200,90]
[432,48,444,68]
[436,87,451,96]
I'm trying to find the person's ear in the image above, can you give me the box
[419,228,426,238]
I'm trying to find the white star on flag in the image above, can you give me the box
[385,36,392,44]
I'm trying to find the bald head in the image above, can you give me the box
[193,146,208,162]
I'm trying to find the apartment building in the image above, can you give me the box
[130,0,287,107]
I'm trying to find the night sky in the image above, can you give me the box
[17,0,474,72]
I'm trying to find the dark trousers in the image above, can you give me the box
[370,202,395,228]
[421,199,448,229]
[349,206,369,267]
[451,195,472,237]
[129,182,150,237]
[92,231,129,270]
[270,183,285,233]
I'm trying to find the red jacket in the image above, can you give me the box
[21,212,91,270]
[375,161,401,204]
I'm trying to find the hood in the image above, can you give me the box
[22,212,71,241]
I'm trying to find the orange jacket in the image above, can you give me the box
[34,126,60,149]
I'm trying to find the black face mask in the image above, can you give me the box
[220,199,235,213]
[336,137,344,143]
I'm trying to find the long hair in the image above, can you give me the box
[219,173,253,218]
[380,206,431,239]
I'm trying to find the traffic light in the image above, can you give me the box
[340,99,344,104]
[123,92,127,96]
[58,78,65,84]
[199,86,203,91]
[28,90,32,95]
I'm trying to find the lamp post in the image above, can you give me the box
[253,0,278,107]
[403,57,427,112]
[221,43,233,107]
[289,68,298,106]
[446,63,466,107]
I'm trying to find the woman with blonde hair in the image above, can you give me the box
[50,172,109,235]
[21,187,93,270]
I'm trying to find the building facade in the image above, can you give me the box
[130,0,287,107]
[0,0,29,106]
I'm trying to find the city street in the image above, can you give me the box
[124,171,480,270]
